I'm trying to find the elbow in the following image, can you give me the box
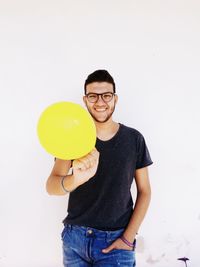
[146,186,151,199]
[45,175,65,196]
[138,187,151,202]
[46,178,54,195]
[147,189,151,203]
[145,188,151,200]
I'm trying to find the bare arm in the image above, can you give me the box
[46,158,72,195]
[123,166,151,242]
[46,148,99,195]
[102,166,151,253]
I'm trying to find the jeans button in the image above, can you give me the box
[87,229,93,234]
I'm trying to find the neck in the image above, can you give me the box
[94,118,119,141]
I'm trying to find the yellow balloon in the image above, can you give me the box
[37,102,96,160]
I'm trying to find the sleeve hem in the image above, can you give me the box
[135,161,153,170]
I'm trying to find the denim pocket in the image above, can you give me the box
[118,238,136,252]
[106,229,136,252]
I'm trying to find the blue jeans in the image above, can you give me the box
[61,224,136,266]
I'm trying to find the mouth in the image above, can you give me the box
[94,108,107,112]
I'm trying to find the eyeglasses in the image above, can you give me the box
[85,92,115,103]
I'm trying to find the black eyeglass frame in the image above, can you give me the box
[85,92,116,103]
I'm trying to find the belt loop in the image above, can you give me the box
[106,230,110,242]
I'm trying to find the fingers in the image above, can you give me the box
[73,148,99,170]
[102,243,115,253]
[73,158,92,170]
[102,238,133,254]
[72,159,86,170]
[89,148,99,157]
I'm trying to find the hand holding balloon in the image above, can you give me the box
[72,148,100,187]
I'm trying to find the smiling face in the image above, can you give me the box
[83,82,118,123]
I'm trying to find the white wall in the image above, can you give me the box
[0,1,200,266]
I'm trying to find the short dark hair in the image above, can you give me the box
[84,69,116,94]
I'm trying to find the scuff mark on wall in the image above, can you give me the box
[146,255,161,264]
[136,235,145,253]
[163,233,191,263]
[145,252,166,265]
[0,253,6,264]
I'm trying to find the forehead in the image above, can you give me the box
[86,82,114,94]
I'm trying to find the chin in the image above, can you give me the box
[93,116,111,123]
[95,119,108,123]
[89,109,114,123]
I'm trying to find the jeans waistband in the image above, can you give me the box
[65,223,125,239]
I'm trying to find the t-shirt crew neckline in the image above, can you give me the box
[96,123,122,143]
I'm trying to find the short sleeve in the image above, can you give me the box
[136,134,153,169]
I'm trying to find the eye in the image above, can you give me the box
[103,93,112,100]
[87,94,98,102]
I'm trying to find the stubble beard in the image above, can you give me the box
[86,104,116,123]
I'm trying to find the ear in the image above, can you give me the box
[83,95,87,106]
[114,94,118,105]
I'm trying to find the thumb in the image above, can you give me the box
[102,244,115,254]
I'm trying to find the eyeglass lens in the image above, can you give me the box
[87,92,114,103]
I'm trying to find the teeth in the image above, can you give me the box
[95,108,106,111]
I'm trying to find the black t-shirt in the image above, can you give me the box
[63,123,153,230]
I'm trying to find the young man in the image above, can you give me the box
[46,70,153,266]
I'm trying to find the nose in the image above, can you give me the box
[96,95,106,104]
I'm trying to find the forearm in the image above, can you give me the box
[46,149,99,196]
[123,190,151,243]
[46,174,78,195]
